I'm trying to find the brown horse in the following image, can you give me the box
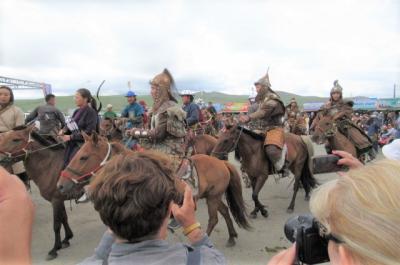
[311,114,358,158]
[0,124,80,260]
[212,125,317,215]
[186,134,218,156]
[57,133,251,247]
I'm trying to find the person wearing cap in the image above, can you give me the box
[121,91,144,129]
[121,91,144,149]
[180,90,200,128]
[103,104,117,119]
[238,70,290,178]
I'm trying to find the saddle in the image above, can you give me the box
[176,158,199,196]
[337,119,372,153]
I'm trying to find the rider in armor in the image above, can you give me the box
[312,80,372,155]
[285,98,300,133]
[239,71,290,177]
[127,69,187,170]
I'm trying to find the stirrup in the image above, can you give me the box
[76,193,90,204]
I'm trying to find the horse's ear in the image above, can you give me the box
[92,131,99,145]
[82,131,90,142]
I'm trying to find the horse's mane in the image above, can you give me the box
[232,126,264,162]
[31,131,64,150]
[237,126,265,141]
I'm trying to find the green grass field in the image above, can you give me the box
[15,91,327,114]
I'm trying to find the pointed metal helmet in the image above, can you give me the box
[254,69,271,88]
[149,68,179,102]
[330,80,343,94]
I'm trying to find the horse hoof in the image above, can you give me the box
[226,239,236,247]
[46,252,58,261]
[261,210,269,218]
[250,212,257,219]
[286,208,294,214]
[61,241,70,249]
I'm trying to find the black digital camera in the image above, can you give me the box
[284,214,330,264]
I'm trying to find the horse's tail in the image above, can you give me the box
[224,162,251,230]
[300,136,318,190]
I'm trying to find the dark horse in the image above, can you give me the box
[311,112,373,162]
[0,124,81,260]
[212,125,317,215]
[57,133,251,247]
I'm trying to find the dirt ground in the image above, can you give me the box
[30,144,371,265]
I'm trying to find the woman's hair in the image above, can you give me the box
[310,160,400,265]
[76,88,97,110]
[0,86,14,105]
[89,151,180,242]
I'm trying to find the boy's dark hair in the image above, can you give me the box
[45,94,55,103]
[89,151,179,242]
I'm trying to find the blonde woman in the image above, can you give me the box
[269,157,400,265]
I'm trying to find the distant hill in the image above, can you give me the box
[15,91,328,113]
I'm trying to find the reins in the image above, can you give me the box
[0,131,64,161]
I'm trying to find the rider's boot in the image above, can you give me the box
[279,160,290,178]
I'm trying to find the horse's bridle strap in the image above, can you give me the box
[61,142,112,184]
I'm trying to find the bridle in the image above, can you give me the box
[315,120,338,139]
[0,131,34,158]
[60,142,112,185]
[0,130,63,162]
[211,126,244,160]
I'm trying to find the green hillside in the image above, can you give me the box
[15,91,327,114]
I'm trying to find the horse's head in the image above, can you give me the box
[311,113,336,144]
[57,132,111,194]
[211,124,241,160]
[0,124,36,161]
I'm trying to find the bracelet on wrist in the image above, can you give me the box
[183,222,201,236]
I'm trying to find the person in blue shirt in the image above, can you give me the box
[121,91,144,149]
[180,90,200,128]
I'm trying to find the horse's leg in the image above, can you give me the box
[47,199,63,260]
[205,197,219,236]
[217,200,237,247]
[60,199,73,248]
[287,164,302,213]
[251,174,268,218]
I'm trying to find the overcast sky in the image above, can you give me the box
[0,0,399,99]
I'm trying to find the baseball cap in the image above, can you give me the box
[125,91,137,97]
